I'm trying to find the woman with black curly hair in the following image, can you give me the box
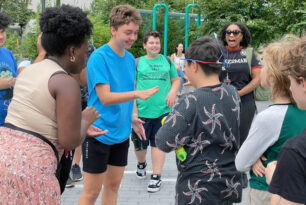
[0,5,106,204]
[219,22,261,188]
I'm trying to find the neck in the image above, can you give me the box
[177,51,183,57]
[146,53,158,59]
[272,95,291,104]
[108,38,125,57]
[48,56,67,71]
[193,75,220,89]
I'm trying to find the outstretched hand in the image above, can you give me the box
[87,125,108,137]
[135,86,159,101]
[132,116,146,141]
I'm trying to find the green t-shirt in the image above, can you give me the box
[136,54,178,118]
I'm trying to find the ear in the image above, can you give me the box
[300,77,306,92]
[143,42,146,49]
[110,26,117,37]
[68,46,77,58]
[192,61,199,73]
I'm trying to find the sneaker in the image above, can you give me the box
[147,174,162,193]
[65,176,75,188]
[136,162,147,179]
[71,164,83,181]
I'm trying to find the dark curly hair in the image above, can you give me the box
[185,36,222,76]
[0,13,11,30]
[39,5,92,56]
[220,22,251,48]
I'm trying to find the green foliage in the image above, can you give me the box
[199,0,305,48]
[0,0,35,31]
[19,11,40,61]
[4,30,20,60]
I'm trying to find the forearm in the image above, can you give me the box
[238,77,260,96]
[170,77,180,93]
[33,53,46,64]
[99,90,137,105]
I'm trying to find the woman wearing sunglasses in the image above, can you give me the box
[219,22,261,188]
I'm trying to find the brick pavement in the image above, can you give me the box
[61,100,272,205]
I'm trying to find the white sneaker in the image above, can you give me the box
[147,174,162,193]
[136,162,147,179]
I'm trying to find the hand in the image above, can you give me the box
[166,90,176,107]
[265,161,277,185]
[135,86,158,100]
[87,125,108,137]
[183,81,192,86]
[0,74,16,89]
[251,156,267,177]
[132,116,146,141]
[82,106,101,125]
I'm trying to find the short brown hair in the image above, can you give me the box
[263,42,295,103]
[109,5,142,29]
[281,36,306,83]
[143,30,160,44]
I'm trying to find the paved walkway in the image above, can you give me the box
[62,99,272,205]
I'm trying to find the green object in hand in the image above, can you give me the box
[0,70,12,79]
[175,147,187,162]
[161,117,187,162]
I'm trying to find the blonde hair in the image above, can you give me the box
[281,36,306,83]
[263,41,295,103]
[109,5,142,29]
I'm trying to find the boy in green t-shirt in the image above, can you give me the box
[131,30,180,192]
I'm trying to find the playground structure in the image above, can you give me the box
[151,3,202,55]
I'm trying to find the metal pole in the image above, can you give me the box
[152,4,168,56]
[41,0,45,12]
[185,4,201,50]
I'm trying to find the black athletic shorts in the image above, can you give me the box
[82,137,130,173]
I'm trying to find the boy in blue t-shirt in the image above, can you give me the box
[79,5,158,204]
[0,13,17,126]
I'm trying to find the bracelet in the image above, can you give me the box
[132,113,138,117]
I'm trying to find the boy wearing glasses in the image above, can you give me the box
[156,36,242,205]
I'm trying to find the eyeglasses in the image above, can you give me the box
[225,30,241,36]
[180,58,222,65]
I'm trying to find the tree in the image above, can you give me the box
[0,0,34,34]
[198,0,305,48]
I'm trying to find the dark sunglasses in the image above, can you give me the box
[225,30,241,36]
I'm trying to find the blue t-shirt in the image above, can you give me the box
[87,44,135,145]
[0,47,17,125]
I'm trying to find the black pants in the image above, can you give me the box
[239,98,256,146]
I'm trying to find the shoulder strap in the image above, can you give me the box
[3,123,59,164]
[164,55,172,67]
[135,57,140,72]
[246,47,253,74]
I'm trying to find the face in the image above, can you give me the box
[71,39,89,74]
[225,24,243,49]
[177,43,184,53]
[289,76,306,110]
[143,36,161,56]
[260,58,271,88]
[111,22,139,49]
[0,29,7,48]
